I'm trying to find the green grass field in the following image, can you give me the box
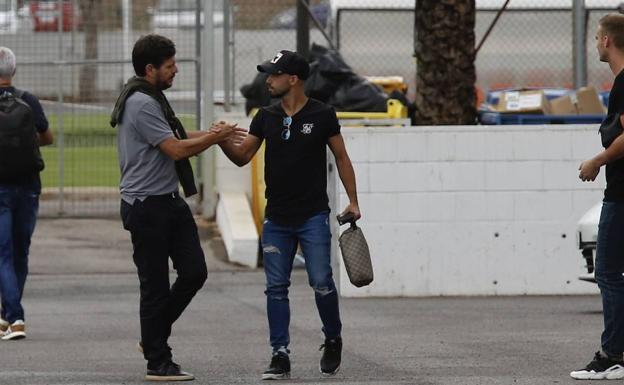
[46,113,198,137]
[40,146,119,187]
[40,113,197,187]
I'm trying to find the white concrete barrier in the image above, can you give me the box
[213,115,258,266]
[215,116,253,196]
[216,192,259,268]
[329,125,604,297]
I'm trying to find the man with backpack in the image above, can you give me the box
[0,46,53,341]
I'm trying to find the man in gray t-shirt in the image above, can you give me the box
[114,34,243,382]
[118,91,178,203]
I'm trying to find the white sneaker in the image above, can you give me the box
[0,318,8,334]
[1,320,26,341]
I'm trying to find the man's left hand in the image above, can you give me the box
[340,203,361,221]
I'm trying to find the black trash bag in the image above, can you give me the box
[240,72,273,115]
[327,76,388,113]
[307,44,388,112]
[240,43,406,114]
[305,44,355,103]
[309,43,353,77]
[304,62,336,102]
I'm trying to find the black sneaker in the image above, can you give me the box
[145,360,195,381]
[319,337,342,376]
[570,351,624,380]
[262,351,291,380]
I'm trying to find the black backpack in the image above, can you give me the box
[0,89,44,181]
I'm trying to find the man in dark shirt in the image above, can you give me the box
[0,46,53,341]
[218,50,360,380]
[575,14,624,380]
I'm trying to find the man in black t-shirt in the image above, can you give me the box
[218,50,360,380]
[574,14,624,380]
[0,46,53,341]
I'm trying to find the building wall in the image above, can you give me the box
[329,124,605,297]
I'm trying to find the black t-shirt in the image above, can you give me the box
[604,70,624,202]
[0,86,49,192]
[249,98,340,225]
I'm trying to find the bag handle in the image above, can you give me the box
[337,212,358,229]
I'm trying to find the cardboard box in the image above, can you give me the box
[497,90,550,114]
[550,95,577,115]
[576,86,606,114]
[546,86,606,115]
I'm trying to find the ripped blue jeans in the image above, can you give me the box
[262,211,342,351]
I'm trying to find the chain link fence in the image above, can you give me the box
[230,0,620,112]
[3,0,622,217]
[3,0,203,217]
[475,2,616,92]
[229,0,328,103]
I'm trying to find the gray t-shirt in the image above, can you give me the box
[117,92,178,203]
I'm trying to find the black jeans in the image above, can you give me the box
[120,193,207,369]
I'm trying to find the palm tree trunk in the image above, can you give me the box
[414,0,477,125]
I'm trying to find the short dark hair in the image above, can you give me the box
[132,34,176,77]
[600,14,624,51]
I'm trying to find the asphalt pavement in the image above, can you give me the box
[0,218,610,385]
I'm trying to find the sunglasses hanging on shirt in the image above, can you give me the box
[281,116,292,140]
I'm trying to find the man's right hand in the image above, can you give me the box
[210,121,235,142]
[210,121,247,145]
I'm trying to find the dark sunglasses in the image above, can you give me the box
[281,116,292,140]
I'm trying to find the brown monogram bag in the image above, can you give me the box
[337,213,373,287]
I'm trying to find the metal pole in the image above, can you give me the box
[57,0,64,214]
[195,0,202,185]
[475,0,510,56]
[298,0,335,50]
[573,0,587,88]
[122,0,132,82]
[201,0,217,218]
[296,0,310,57]
[230,4,235,106]
[71,0,77,57]
[70,0,76,98]
[223,0,231,112]
[336,9,341,50]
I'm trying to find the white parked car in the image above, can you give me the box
[577,202,602,283]
[0,0,18,34]
[152,0,223,29]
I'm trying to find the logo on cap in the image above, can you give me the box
[270,53,284,64]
